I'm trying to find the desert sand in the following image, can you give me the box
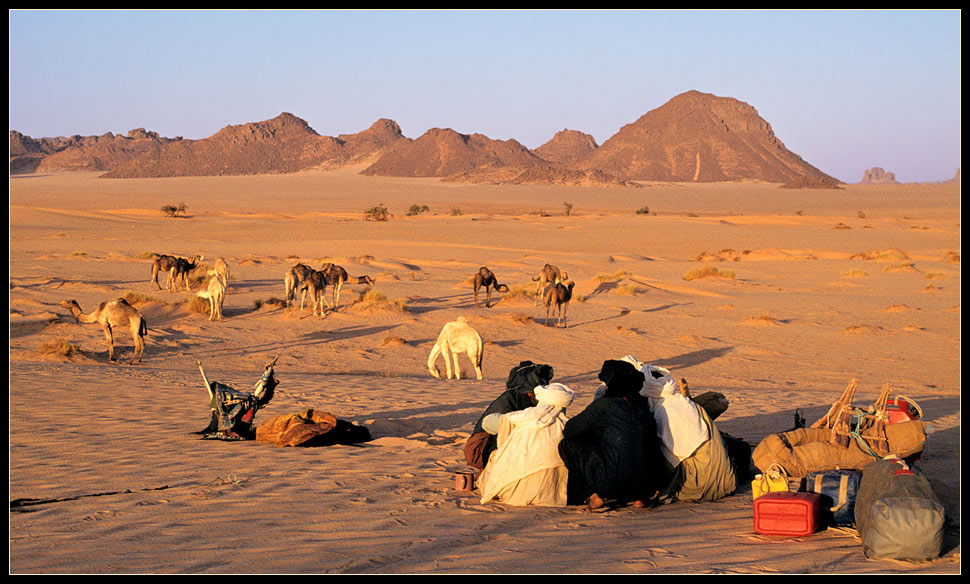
[9,168,961,573]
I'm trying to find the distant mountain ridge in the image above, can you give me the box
[11,91,840,184]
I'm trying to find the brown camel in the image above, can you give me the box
[149,254,179,290]
[531,263,568,306]
[59,298,148,363]
[320,263,349,309]
[170,255,203,292]
[473,267,509,308]
[298,268,328,318]
[284,263,314,306]
[544,280,575,328]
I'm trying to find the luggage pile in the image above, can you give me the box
[749,380,944,562]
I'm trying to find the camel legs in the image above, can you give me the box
[470,349,484,380]
[428,344,443,379]
[131,323,145,363]
[101,324,117,361]
[451,351,463,380]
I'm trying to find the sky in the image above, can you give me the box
[9,9,962,183]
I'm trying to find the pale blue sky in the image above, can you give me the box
[9,9,961,183]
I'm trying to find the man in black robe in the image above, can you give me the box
[558,359,660,509]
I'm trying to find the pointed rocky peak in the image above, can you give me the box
[534,129,599,164]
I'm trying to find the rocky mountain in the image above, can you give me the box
[10,128,178,174]
[360,127,545,178]
[11,90,842,184]
[860,167,899,184]
[570,90,835,183]
[102,114,405,178]
[532,129,599,164]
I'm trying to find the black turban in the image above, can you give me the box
[597,359,645,398]
[506,360,555,394]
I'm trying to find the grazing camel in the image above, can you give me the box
[284,263,314,306]
[473,267,510,308]
[320,263,349,309]
[544,280,576,328]
[197,271,227,320]
[428,316,484,380]
[58,298,148,363]
[532,263,568,306]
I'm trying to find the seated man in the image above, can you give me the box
[623,355,737,504]
[558,360,661,510]
[464,360,555,470]
[477,382,575,507]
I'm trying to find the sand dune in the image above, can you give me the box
[9,172,961,574]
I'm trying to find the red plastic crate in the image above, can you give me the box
[753,491,822,537]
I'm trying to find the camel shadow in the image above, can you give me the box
[652,347,734,369]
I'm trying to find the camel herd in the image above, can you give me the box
[58,255,574,378]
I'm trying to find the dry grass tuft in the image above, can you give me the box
[683,265,735,281]
[350,288,408,312]
[37,337,81,358]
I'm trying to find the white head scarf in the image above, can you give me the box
[617,355,709,465]
[506,382,574,428]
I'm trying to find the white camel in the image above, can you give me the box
[428,316,484,380]
[197,271,227,320]
[59,298,148,363]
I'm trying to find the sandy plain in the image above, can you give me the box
[8,168,961,573]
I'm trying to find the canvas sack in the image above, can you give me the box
[855,457,944,561]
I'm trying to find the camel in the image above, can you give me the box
[473,266,510,308]
[149,254,179,290]
[298,268,328,318]
[544,280,575,328]
[197,271,227,320]
[211,257,231,289]
[355,275,376,286]
[320,263,349,309]
[532,263,568,306]
[284,263,314,306]
[428,316,484,380]
[150,254,202,292]
[171,255,203,292]
[58,298,148,363]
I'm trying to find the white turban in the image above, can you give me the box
[618,355,709,465]
[506,382,574,428]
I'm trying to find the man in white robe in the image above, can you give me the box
[477,382,575,507]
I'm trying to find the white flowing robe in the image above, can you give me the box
[478,405,570,507]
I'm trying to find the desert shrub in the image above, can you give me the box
[683,265,735,281]
[636,206,650,215]
[350,288,408,312]
[161,203,187,218]
[450,207,464,216]
[364,204,390,221]
[38,337,80,358]
[123,291,162,304]
[406,204,430,216]
[615,283,642,295]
